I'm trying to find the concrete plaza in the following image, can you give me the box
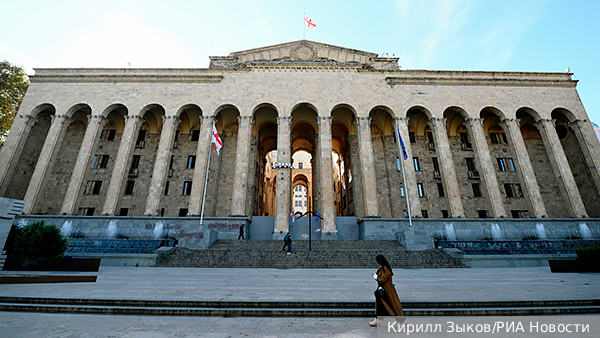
[0,266,598,337]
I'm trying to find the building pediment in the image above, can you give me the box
[209,40,399,70]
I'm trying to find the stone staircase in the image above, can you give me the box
[156,240,466,269]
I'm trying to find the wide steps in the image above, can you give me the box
[156,240,466,268]
[0,296,598,317]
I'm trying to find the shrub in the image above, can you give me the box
[576,245,600,261]
[7,220,69,258]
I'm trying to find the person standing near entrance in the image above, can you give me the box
[369,254,404,326]
[238,224,245,240]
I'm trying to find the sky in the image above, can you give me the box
[1,0,599,123]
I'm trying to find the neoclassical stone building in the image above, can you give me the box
[1,40,599,239]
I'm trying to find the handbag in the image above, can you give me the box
[377,283,386,297]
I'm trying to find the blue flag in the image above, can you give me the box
[396,126,408,160]
[316,209,320,218]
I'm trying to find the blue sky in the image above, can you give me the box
[1,0,599,123]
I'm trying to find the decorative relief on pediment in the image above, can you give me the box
[291,43,317,62]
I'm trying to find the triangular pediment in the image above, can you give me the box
[209,40,398,70]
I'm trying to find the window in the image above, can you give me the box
[131,155,141,169]
[182,181,192,195]
[119,208,129,216]
[125,180,135,195]
[78,207,95,216]
[508,158,516,171]
[179,208,188,217]
[511,210,522,218]
[421,210,429,218]
[437,183,445,197]
[465,158,477,172]
[92,155,109,169]
[84,181,102,195]
[441,210,449,218]
[169,155,175,169]
[136,130,147,147]
[191,130,200,141]
[304,200,307,207]
[174,130,180,142]
[298,162,303,169]
[432,157,440,172]
[515,183,523,197]
[160,208,165,217]
[400,182,405,197]
[472,183,482,197]
[504,183,514,198]
[101,129,116,141]
[413,157,420,171]
[409,132,416,143]
[490,132,508,144]
[417,183,425,197]
[164,181,170,196]
[427,132,434,143]
[396,157,402,171]
[478,210,488,218]
[187,155,196,169]
[497,158,506,171]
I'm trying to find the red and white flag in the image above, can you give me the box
[290,208,295,223]
[211,122,223,155]
[304,15,316,30]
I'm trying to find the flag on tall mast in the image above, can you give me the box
[304,13,316,39]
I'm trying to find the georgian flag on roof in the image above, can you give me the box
[305,15,316,30]
[212,122,223,155]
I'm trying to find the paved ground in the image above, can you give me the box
[0,266,598,337]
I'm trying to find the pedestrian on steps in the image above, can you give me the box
[369,254,405,327]
[238,224,245,240]
[282,232,293,254]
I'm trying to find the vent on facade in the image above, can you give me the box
[167,168,174,177]
[461,142,473,151]
[173,140,178,149]
[128,168,139,177]
[433,170,441,179]
[427,143,436,151]
[135,140,146,148]
[468,170,480,179]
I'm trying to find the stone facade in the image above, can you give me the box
[1,40,600,238]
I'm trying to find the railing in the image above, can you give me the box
[427,142,436,151]
[461,142,473,151]
[433,170,441,179]
[128,168,139,177]
[135,140,145,148]
[167,168,174,178]
[172,140,178,149]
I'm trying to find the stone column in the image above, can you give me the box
[536,119,587,217]
[500,118,547,217]
[274,116,292,234]
[354,117,379,217]
[188,116,214,216]
[22,115,72,214]
[102,115,143,215]
[230,115,254,217]
[60,115,107,215]
[394,118,421,218]
[0,115,38,196]
[318,116,336,233]
[568,120,600,201]
[428,118,464,217]
[463,118,507,218]
[144,115,181,216]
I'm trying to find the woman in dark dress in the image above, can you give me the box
[370,254,404,326]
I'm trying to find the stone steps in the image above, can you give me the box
[156,240,466,269]
[0,296,598,317]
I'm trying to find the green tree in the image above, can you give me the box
[7,220,69,258]
[0,60,30,148]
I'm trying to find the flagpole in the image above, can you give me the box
[200,142,212,226]
[303,12,305,39]
[396,120,413,227]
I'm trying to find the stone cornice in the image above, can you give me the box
[246,62,364,72]
[383,71,577,88]
[30,74,225,84]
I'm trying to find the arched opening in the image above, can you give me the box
[516,108,568,218]
[407,106,448,218]
[34,104,92,214]
[292,169,310,215]
[117,104,166,216]
[331,105,357,216]
[160,104,202,217]
[291,104,317,215]
[552,108,600,217]
[252,104,278,217]
[4,104,56,200]
[202,105,239,217]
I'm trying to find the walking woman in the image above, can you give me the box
[369,254,404,326]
